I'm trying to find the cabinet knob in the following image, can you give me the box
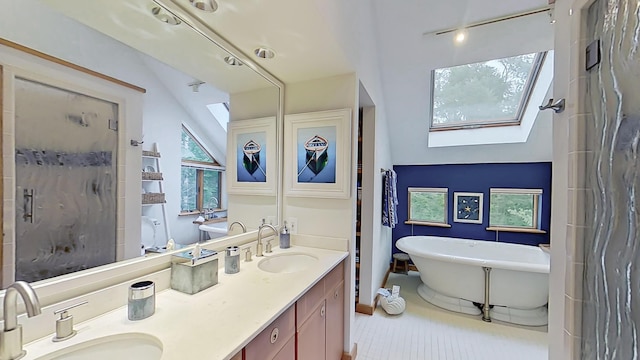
[320,305,326,317]
[270,327,279,344]
[334,290,339,299]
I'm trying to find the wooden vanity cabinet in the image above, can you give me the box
[296,262,345,360]
[242,260,345,360]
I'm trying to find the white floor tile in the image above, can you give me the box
[354,272,548,360]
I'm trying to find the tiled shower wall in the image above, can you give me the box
[581,0,640,358]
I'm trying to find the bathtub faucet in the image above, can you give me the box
[228,221,246,233]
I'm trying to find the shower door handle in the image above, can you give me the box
[23,189,34,223]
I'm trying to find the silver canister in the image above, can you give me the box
[225,246,240,274]
[128,280,155,321]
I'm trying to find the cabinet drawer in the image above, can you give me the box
[324,261,344,295]
[245,306,295,360]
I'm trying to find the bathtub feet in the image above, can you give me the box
[482,267,492,322]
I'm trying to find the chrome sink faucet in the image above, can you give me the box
[228,221,247,233]
[256,224,278,257]
[1,281,42,360]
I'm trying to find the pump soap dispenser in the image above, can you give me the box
[280,221,290,249]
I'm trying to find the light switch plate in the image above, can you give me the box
[286,217,298,234]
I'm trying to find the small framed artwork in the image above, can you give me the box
[453,192,483,224]
[284,108,352,198]
[227,117,277,196]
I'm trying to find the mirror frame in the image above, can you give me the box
[0,0,285,307]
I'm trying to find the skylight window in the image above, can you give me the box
[207,102,230,131]
[430,52,545,131]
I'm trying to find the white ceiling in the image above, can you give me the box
[36,0,556,164]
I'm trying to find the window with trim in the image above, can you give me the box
[431,52,546,131]
[181,126,223,213]
[489,188,542,229]
[407,187,448,225]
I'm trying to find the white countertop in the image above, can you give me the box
[23,245,348,360]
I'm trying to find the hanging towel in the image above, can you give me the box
[382,169,398,228]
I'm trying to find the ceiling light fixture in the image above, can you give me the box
[254,47,276,60]
[224,56,243,66]
[424,6,552,37]
[189,0,218,13]
[188,80,205,92]
[151,6,181,25]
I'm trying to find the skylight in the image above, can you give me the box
[207,102,230,131]
[430,52,546,131]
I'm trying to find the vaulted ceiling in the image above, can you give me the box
[37,0,556,163]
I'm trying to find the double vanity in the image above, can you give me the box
[20,245,348,360]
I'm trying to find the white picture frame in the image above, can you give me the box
[284,109,352,199]
[453,192,484,224]
[227,117,277,196]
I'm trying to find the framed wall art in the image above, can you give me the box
[453,192,483,224]
[284,109,351,198]
[227,116,277,195]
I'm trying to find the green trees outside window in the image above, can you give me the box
[408,188,448,224]
[431,52,545,129]
[489,189,542,229]
[180,126,222,213]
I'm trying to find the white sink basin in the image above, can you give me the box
[258,253,318,273]
[35,333,162,360]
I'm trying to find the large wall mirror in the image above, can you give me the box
[0,0,283,289]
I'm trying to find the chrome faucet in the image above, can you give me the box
[256,224,278,257]
[228,221,247,233]
[1,281,41,360]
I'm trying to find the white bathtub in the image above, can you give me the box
[396,235,550,326]
[199,222,228,239]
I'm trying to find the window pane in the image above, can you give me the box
[202,169,220,209]
[489,193,535,227]
[181,128,215,163]
[432,53,539,128]
[181,166,197,212]
[410,191,446,223]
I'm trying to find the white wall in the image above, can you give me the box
[228,86,279,231]
[310,1,395,352]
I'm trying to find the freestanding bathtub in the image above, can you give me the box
[396,235,550,326]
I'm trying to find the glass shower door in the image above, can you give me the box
[14,77,118,283]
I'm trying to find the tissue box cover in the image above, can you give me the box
[170,250,218,294]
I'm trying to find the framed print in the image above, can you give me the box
[227,117,277,195]
[284,109,352,198]
[453,192,483,224]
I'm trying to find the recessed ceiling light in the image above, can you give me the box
[224,56,243,66]
[254,47,276,59]
[151,6,181,25]
[189,0,218,13]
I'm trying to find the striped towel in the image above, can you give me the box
[382,169,398,228]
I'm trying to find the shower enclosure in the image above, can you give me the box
[14,77,118,283]
[582,0,640,358]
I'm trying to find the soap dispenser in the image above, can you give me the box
[280,221,290,249]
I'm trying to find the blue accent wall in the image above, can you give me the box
[392,162,552,253]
